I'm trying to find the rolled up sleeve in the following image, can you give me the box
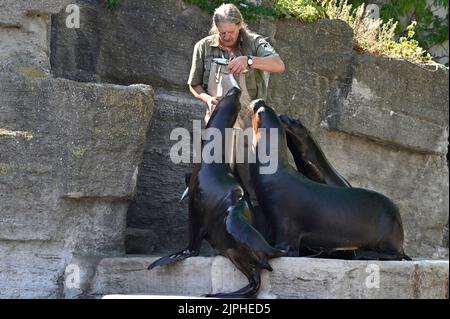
[255,36,279,58]
[187,40,204,86]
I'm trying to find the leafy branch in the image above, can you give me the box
[105,0,121,10]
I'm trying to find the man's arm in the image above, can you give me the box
[251,55,285,73]
[189,84,220,108]
[228,55,285,75]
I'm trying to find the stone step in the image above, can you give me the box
[90,256,448,299]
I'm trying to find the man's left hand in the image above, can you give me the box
[228,56,248,75]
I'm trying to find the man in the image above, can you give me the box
[187,3,285,204]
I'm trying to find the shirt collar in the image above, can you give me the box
[209,33,244,48]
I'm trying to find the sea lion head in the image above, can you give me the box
[207,87,242,128]
[250,99,282,131]
[250,100,287,163]
[279,114,309,139]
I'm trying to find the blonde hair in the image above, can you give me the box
[209,3,255,54]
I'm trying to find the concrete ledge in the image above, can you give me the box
[90,256,448,299]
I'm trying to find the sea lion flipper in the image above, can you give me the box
[147,248,198,270]
[225,199,285,258]
[179,172,193,202]
[179,187,189,202]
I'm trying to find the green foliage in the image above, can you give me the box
[380,0,449,49]
[320,0,432,63]
[343,0,449,51]
[183,0,278,21]
[273,0,326,22]
[106,0,121,10]
[387,21,433,62]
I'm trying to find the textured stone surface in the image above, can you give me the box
[125,227,158,255]
[91,256,214,298]
[0,72,154,297]
[0,241,67,298]
[0,0,72,25]
[0,0,72,71]
[126,89,215,255]
[63,255,103,299]
[50,0,211,89]
[0,73,153,242]
[90,256,449,299]
[268,18,354,127]
[326,55,449,154]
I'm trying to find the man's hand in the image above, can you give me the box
[207,95,221,109]
[228,56,248,75]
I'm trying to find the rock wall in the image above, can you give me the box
[50,0,448,258]
[0,0,154,298]
[50,0,211,90]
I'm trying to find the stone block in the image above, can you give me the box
[0,73,153,247]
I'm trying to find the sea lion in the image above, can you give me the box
[249,100,410,260]
[148,88,284,298]
[279,115,352,258]
[279,115,351,187]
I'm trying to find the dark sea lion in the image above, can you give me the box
[148,88,284,298]
[250,100,410,260]
[279,114,352,258]
[279,114,351,187]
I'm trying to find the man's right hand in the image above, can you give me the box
[188,85,222,110]
[207,96,221,109]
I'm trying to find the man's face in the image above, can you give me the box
[217,22,241,48]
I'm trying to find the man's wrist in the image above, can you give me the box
[199,93,210,104]
[247,55,254,68]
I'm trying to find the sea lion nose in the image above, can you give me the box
[226,86,241,97]
[279,114,289,123]
[252,99,266,114]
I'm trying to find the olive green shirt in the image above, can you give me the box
[187,32,279,100]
